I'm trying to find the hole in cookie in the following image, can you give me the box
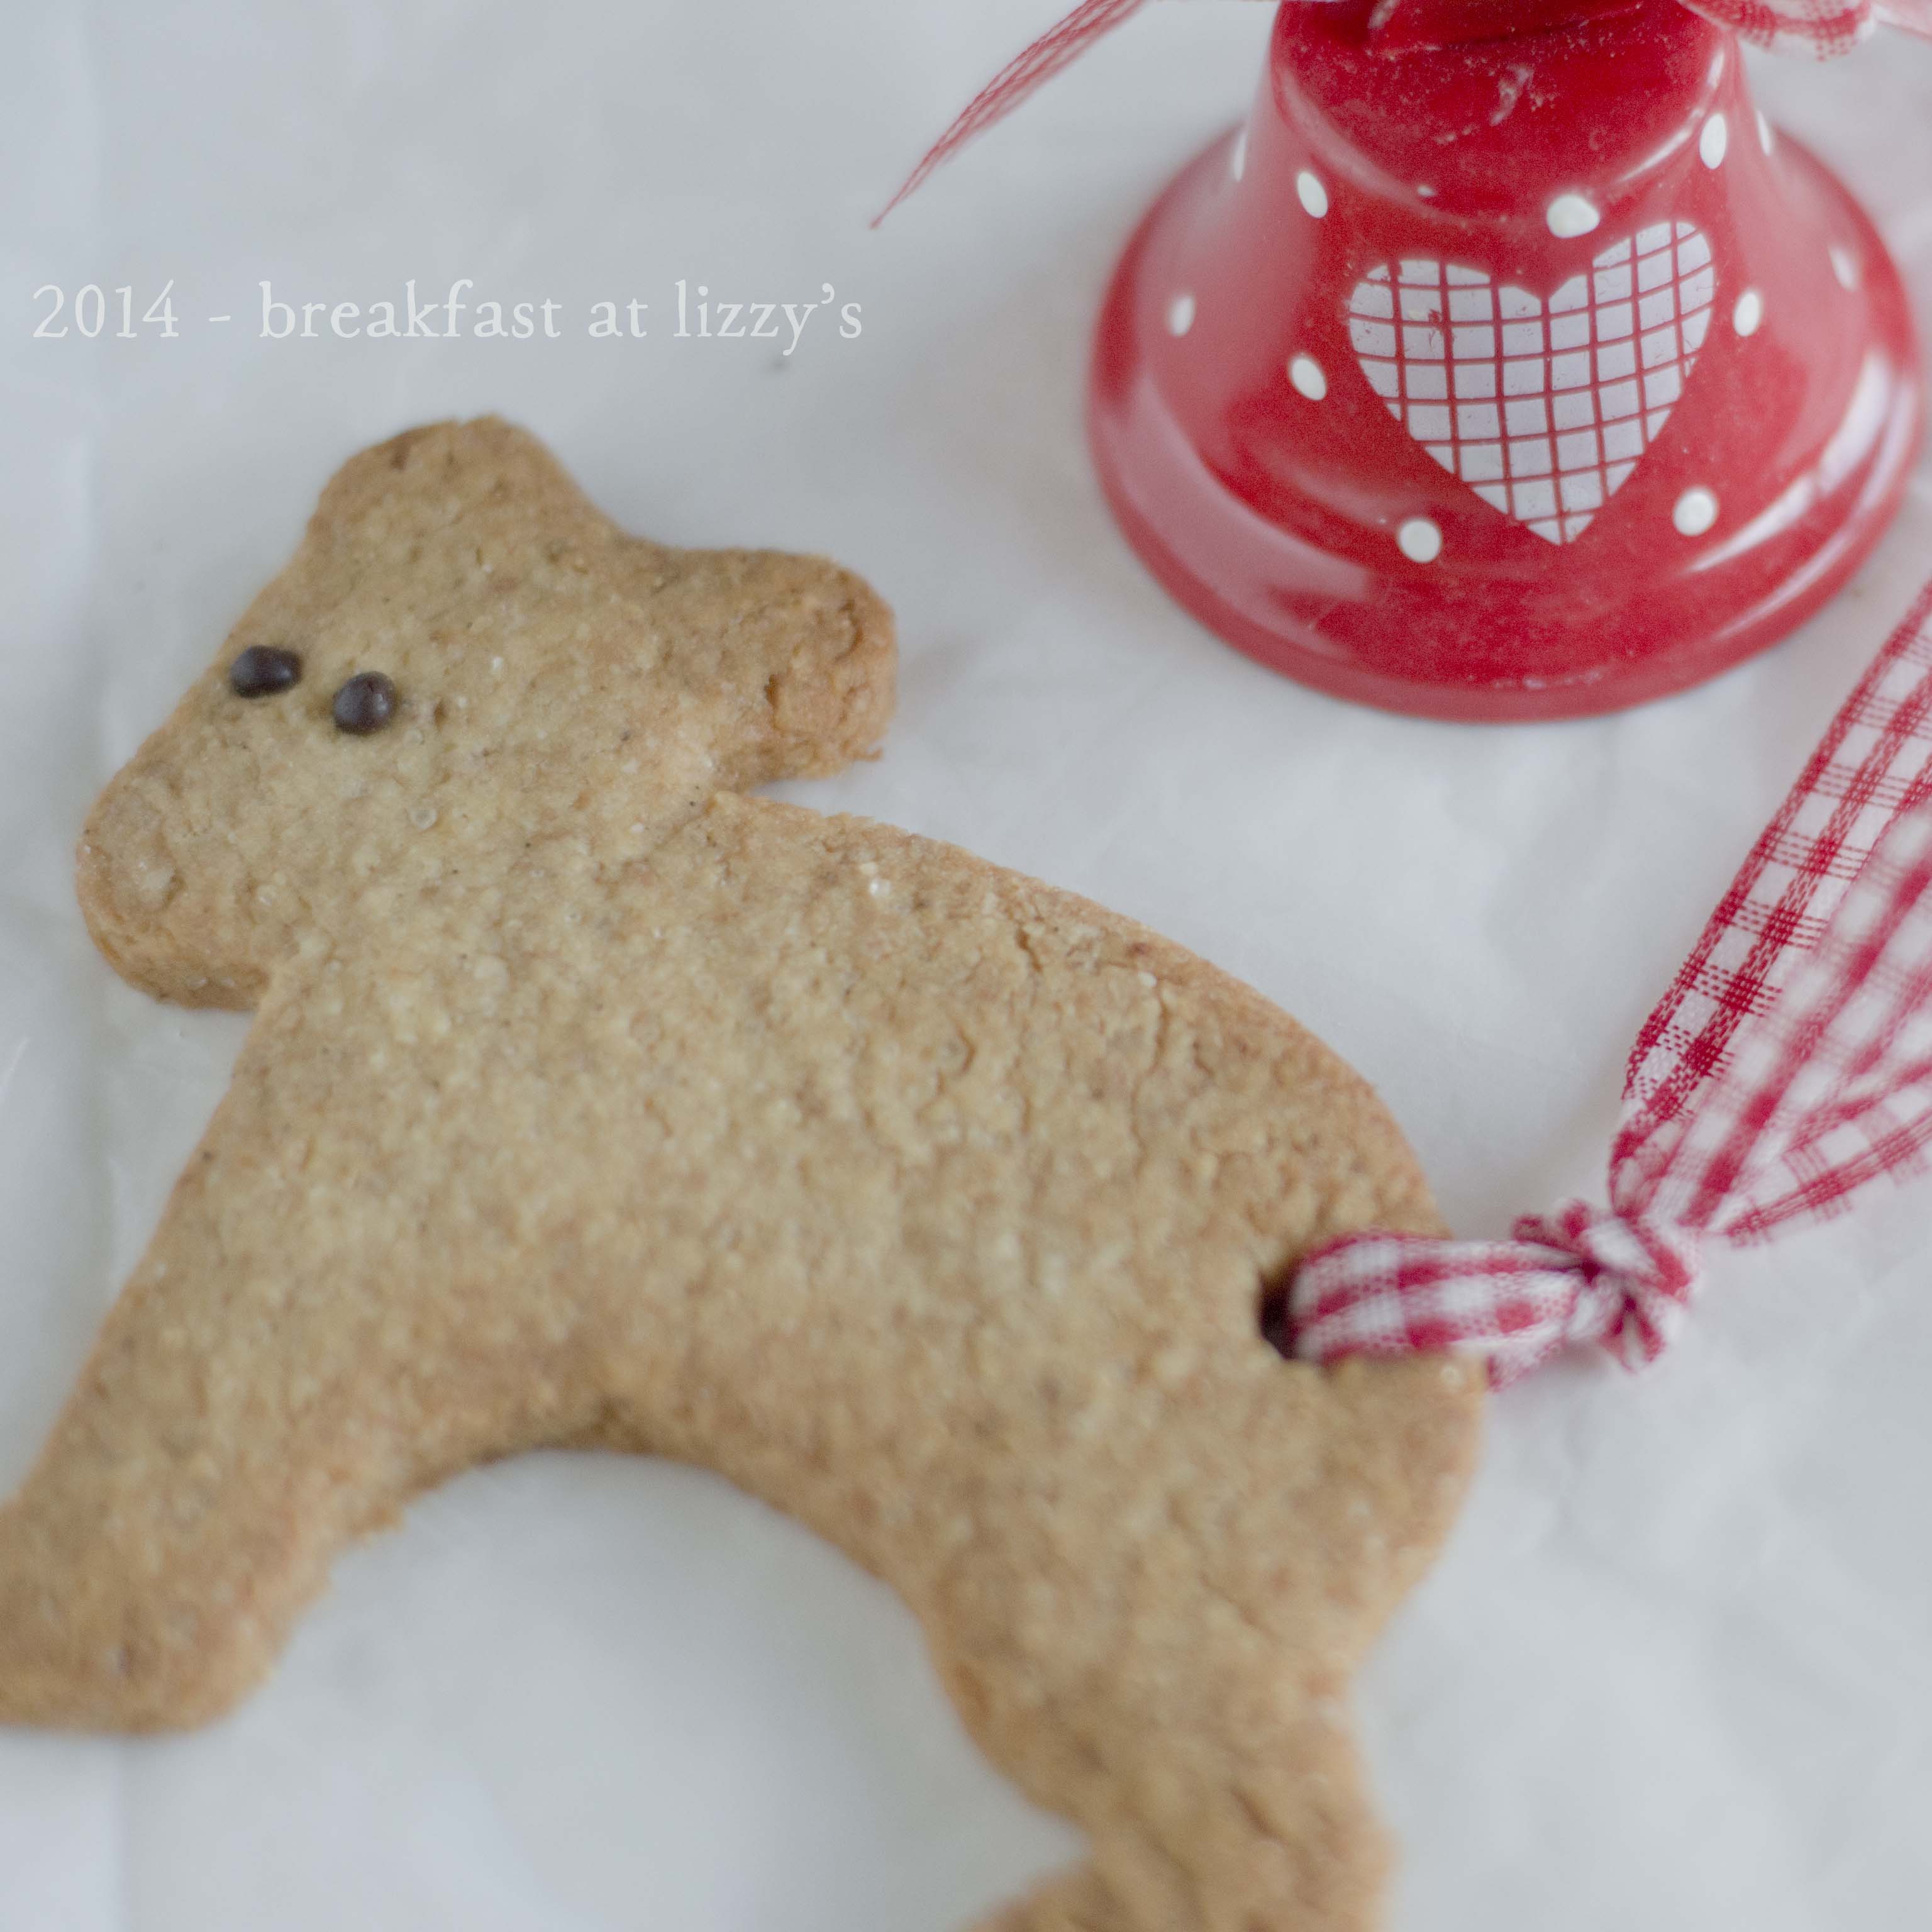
[1258,1282,1294,1359]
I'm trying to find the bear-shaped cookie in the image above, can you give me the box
[1,418,1480,1931]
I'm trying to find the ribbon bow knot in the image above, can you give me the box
[1291,1201,1707,1387]
[1509,1202,1704,1360]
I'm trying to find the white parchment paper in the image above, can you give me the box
[2,4,1929,1927]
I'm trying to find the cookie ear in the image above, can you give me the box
[648,546,897,789]
[316,418,896,789]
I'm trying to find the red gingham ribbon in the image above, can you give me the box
[879,0,1932,221]
[1287,584,1932,1385]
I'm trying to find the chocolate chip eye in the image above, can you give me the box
[333,672,399,735]
[229,646,303,698]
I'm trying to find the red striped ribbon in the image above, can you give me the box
[1287,585,1932,1385]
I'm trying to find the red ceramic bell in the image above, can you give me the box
[1089,0,1924,720]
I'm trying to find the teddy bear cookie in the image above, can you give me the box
[1,418,1481,1931]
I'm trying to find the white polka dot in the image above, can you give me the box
[1700,113,1729,169]
[1289,354,1327,401]
[1167,292,1196,336]
[1230,130,1248,182]
[1398,517,1443,564]
[1546,193,1601,239]
[1734,288,1764,336]
[1297,170,1330,219]
[1674,487,1719,536]
[1831,246,1860,291]
[1758,109,1775,154]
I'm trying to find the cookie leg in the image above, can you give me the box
[0,1259,318,1733]
[980,1772,1385,1932]
[0,1263,379,1729]
[923,1380,1471,1932]
[967,1729,1387,1932]
[976,1864,1134,1932]
[0,1128,572,1731]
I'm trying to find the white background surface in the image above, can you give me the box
[3,3,1931,1927]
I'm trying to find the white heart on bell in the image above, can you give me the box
[1348,222,1718,546]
